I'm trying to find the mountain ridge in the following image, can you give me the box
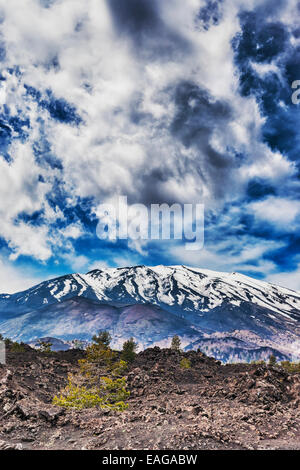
[0,265,299,362]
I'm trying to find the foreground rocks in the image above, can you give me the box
[0,346,299,450]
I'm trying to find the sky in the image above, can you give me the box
[0,0,299,293]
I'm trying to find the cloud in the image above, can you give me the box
[249,197,300,230]
[266,257,300,291]
[0,256,46,294]
[0,0,298,291]
[169,236,283,277]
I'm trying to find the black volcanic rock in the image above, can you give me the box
[0,347,299,450]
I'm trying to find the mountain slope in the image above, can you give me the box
[0,265,299,361]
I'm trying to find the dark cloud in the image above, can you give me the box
[170,81,237,198]
[128,80,238,206]
[0,41,6,62]
[171,81,231,147]
[135,167,179,206]
[107,0,160,35]
[246,179,276,201]
[106,0,191,59]
[39,0,56,8]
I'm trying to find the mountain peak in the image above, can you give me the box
[0,265,299,361]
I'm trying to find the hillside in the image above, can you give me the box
[0,265,300,362]
[0,345,299,450]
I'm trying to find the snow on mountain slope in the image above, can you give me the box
[82,265,300,320]
[0,265,299,361]
[2,265,299,318]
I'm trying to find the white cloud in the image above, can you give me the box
[249,197,300,230]
[0,257,46,294]
[59,223,85,240]
[267,264,300,292]
[169,237,284,281]
[0,0,294,215]
[0,0,297,288]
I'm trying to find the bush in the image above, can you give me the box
[180,358,191,369]
[53,374,129,411]
[280,361,300,373]
[251,360,266,365]
[121,338,138,363]
[10,342,26,353]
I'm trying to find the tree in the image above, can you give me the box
[73,340,85,350]
[92,330,112,349]
[53,332,130,411]
[53,374,129,411]
[37,340,52,353]
[10,342,26,353]
[269,354,276,367]
[121,337,138,363]
[171,335,181,351]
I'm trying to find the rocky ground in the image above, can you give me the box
[0,345,300,450]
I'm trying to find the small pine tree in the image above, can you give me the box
[121,337,138,363]
[37,340,52,353]
[171,335,181,351]
[268,354,276,367]
[73,340,85,350]
[92,330,112,349]
[53,331,130,412]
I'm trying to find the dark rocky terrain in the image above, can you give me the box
[0,345,300,450]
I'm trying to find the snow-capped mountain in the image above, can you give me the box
[0,265,300,362]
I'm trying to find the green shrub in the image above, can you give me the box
[10,342,26,353]
[37,340,52,353]
[53,374,129,411]
[280,361,300,373]
[180,358,191,369]
[251,360,266,365]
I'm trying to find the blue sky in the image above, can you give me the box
[0,0,299,293]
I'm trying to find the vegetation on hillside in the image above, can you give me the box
[53,330,130,411]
